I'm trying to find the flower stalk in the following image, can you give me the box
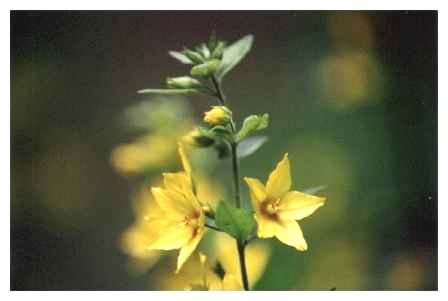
[211,74,249,291]
[128,33,327,291]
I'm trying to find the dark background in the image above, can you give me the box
[11,11,437,290]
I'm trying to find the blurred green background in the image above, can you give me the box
[11,11,437,290]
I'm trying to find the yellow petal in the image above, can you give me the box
[266,153,291,199]
[148,220,193,250]
[176,228,205,273]
[255,215,276,238]
[205,270,224,290]
[162,172,199,209]
[245,242,271,286]
[151,187,197,219]
[195,175,223,210]
[178,142,192,176]
[244,177,267,209]
[274,220,308,251]
[222,274,242,290]
[211,233,271,289]
[278,191,326,221]
[162,172,192,194]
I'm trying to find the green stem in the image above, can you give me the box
[205,223,223,232]
[237,241,250,291]
[211,74,250,291]
[211,75,226,105]
[231,143,241,208]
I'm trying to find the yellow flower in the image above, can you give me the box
[111,134,177,175]
[211,233,271,289]
[147,144,206,273]
[203,106,231,125]
[182,127,214,147]
[120,185,162,274]
[155,251,242,290]
[244,153,326,251]
[155,233,270,290]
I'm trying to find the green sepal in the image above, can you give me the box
[236,113,269,142]
[215,201,257,241]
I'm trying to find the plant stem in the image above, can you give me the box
[205,223,223,232]
[237,241,250,291]
[231,142,241,208]
[211,74,250,291]
[211,75,226,105]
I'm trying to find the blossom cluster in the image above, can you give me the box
[114,33,326,290]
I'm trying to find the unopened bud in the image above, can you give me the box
[211,41,226,59]
[203,106,232,125]
[166,76,202,89]
[182,49,204,64]
[190,59,221,78]
[182,128,214,147]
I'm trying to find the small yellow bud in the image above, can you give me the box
[203,106,232,125]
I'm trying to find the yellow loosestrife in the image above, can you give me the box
[146,144,205,272]
[244,153,326,251]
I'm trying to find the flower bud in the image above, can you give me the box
[182,128,214,147]
[203,106,232,125]
[211,41,226,59]
[166,76,202,89]
[182,49,204,64]
[190,59,221,78]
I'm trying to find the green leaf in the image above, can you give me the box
[236,113,269,141]
[215,34,254,80]
[168,51,194,64]
[215,202,257,241]
[237,136,268,158]
[137,88,199,95]
[303,185,327,195]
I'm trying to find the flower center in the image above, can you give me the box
[260,198,280,220]
[183,211,201,228]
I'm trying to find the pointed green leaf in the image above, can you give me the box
[215,34,254,80]
[137,88,199,95]
[215,202,257,241]
[303,185,327,195]
[237,136,268,158]
[168,51,194,64]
